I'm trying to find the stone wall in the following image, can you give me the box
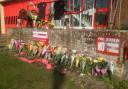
[7,28,128,78]
[8,28,128,59]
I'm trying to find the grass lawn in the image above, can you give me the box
[0,53,79,89]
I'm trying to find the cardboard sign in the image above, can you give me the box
[32,31,48,44]
[96,37,120,56]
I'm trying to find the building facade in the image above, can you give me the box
[2,0,127,34]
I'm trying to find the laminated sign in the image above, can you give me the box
[96,37,120,56]
[32,31,48,44]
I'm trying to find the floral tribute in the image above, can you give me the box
[8,39,112,78]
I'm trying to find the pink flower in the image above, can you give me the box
[95,65,101,73]
[101,67,108,75]
[46,64,53,70]
[19,52,26,56]
[42,59,49,65]
[19,57,34,63]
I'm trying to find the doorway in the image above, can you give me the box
[124,48,128,61]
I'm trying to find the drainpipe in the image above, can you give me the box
[68,0,70,31]
[118,0,122,29]
[0,4,5,34]
[109,0,113,29]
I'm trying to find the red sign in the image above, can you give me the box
[96,37,120,56]
[32,31,48,44]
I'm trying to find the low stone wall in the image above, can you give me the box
[7,28,128,78]
[7,28,123,58]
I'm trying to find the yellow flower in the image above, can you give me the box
[29,44,33,52]
[97,57,105,62]
[39,41,44,46]
[7,44,12,49]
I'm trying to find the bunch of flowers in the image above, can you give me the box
[8,39,111,77]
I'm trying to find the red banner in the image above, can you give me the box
[96,37,120,56]
[32,31,48,44]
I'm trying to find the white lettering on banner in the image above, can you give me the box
[33,35,47,39]
[97,42,105,51]
[107,48,119,53]
[32,31,48,39]
[106,43,119,48]
[106,38,119,43]
[97,37,120,56]
[98,37,104,41]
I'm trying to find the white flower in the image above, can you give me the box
[93,59,98,63]
[72,50,77,53]
[86,57,92,61]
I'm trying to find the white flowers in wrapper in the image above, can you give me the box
[8,39,16,50]
[62,47,68,54]
[109,61,116,74]
[86,57,92,61]
[93,59,98,63]
[7,44,12,50]
[70,55,76,68]
[55,47,62,55]
[72,50,77,54]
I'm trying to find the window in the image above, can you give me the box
[10,16,13,24]
[64,0,82,12]
[14,16,16,24]
[53,0,94,28]
[96,0,108,8]
[95,12,108,25]
[8,17,11,24]
[13,16,16,24]
[16,16,18,24]
[86,0,94,9]
[5,17,8,24]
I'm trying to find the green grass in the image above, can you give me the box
[111,77,128,89]
[1,52,128,89]
[0,53,79,89]
[99,74,128,89]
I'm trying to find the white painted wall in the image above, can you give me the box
[0,4,5,34]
